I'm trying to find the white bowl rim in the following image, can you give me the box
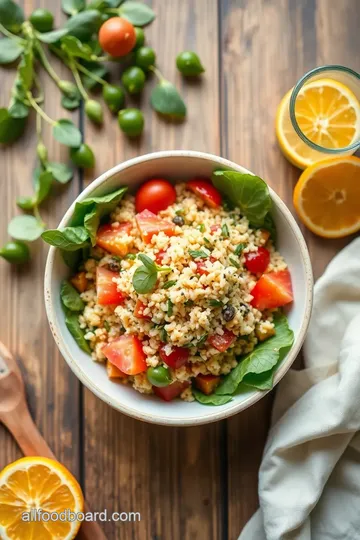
[44,150,313,426]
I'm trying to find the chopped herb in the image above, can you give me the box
[163,280,177,289]
[189,249,209,259]
[175,209,184,215]
[198,223,205,232]
[221,223,229,238]
[167,299,174,316]
[104,321,110,332]
[209,300,223,308]
[125,253,137,260]
[182,341,194,348]
[204,237,210,244]
[229,257,240,268]
[234,243,246,256]
[185,299,194,307]
[160,327,168,342]
[197,334,208,346]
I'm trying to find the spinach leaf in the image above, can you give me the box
[0,38,23,64]
[242,370,275,391]
[8,215,44,241]
[193,389,233,406]
[61,280,84,311]
[262,213,277,246]
[150,80,186,119]
[42,226,89,251]
[212,170,272,227]
[65,310,91,354]
[61,249,82,270]
[119,1,155,26]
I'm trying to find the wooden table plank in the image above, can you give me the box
[220,1,360,537]
[82,1,223,539]
[0,0,81,479]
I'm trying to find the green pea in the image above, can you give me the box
[121,66,146,95]
[134,27,145,49]
[0,241,30,264]
[135,47,156,71]
[85,99,103,124]
[118,108,144,137]
[102,84,125,114]
[176,51,205,77]
[70,144,95,169]
[147,366,171,387]
[29,8,54,33]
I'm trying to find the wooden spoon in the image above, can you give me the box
[0,340,107,540]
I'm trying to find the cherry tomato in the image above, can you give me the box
[159,345,189,369]
[194,374,220,395]
[244,247,270,274]
[250,269,293,311]
[208,330,236,352]
[135,179,177,213]
[134,300,151,320]
[153,381,190,401]
[99,17,136,57]
[103,335,147,375]
[96,266,125,306]
[96,222,132,256]
[136,209,176,243]
[187,178,222,208]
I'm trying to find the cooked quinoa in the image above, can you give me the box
[75,182,288,401]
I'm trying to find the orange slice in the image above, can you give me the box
[0,457,84,540]
[276,79,360,169]
[293,156,360,237]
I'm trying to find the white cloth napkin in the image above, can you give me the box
[239,236,360,540]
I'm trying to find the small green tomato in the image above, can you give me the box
[134,27,145,49]
[85,99,103,124]
[58,80,78,98]
[118,108,144,137]
[70,144,95,169]
[0,241,30,264]
[147,366,171,387]
[29,8,54,33]
[102,84,125,114]
[36,142,48,163]
[176,51,205,76]
[121,66,146,95]
[135,47,156,71]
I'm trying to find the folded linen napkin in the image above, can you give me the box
[239,236,360,540]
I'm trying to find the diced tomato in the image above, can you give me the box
[194,374,221,395]
[96,266,125,306]
[250,269,293,311]
[196,256,217,276]
[96,222,132,256]
[244,247,270,274]
[103,335,147,375]
[134,299,151,320]
[106,360,127,379]
[208,330,236,352]
[71,271,87,293]
[155,249,167,265]
[159,344,189,369]
[136,209,176,244]
[187,179,222,208]
[153,381,190,401]
[210,224,220,233]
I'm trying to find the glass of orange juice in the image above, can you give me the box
[276,65,360,169]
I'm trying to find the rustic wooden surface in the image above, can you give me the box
[0,1,359,539]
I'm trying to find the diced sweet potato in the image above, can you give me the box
[106,361,127,379]
[255,323,276,342]
[71,271,88,293]
[194,374,221,395]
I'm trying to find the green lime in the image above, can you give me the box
[118,108,144,137]
[121,66,146,95]
[29,8,54,33]
[135,47,156,71]
[0,241,30,264]
[85,99,103,124]
[134,27,145,49]
[70,144,95,169]
[176,51,205,76]
[102,84,125,114]
[147,366,171,387]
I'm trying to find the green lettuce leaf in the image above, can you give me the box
[192,389,233,406]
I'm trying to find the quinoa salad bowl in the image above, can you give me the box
[44,151,313,426]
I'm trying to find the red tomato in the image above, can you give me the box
[196,256,217,276]
[134,300,151,320]
[159,345,189,369]
[135,179,176,213]
[153,381,190,402]
[244,247,270,274]
[96,266,125,306]
[187,179,222,208]
[99,17,136,57]
[194,374,221,395]
[208,330,236,352]
[155,249,167,265]
[103,335,147,375]
[250,269,293,311]
[136,209,176,244]
[96,222,132,256]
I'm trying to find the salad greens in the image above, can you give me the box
[60,277,90,354]
[60,280,85,311]
[132,254,171,294]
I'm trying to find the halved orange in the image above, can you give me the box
[293,156,360,237]
[276,79,360,169]
[0,457,84,540]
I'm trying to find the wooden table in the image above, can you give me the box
[1,1,359,538]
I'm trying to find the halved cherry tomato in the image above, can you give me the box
[250,269,293,311]
[99,17,136,57]
[244,247,270,274]
[71,271,87,293]
[155,249,167,265]
[134,299,151,320]
[194,374,221,395]
[208,330,236,352]
[103,335,147,375]
[136,209,175,244]
[96,222,132,256]
[135,179,176,213]
[96,266,125,306]
[153,380,190,401]
[187,179,222,208]
[196,256,217,276]
[159,344,189,369]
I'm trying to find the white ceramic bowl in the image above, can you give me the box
[44,151,313,426]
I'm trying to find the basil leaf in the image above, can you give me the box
[193,389,232,406]
[61,280,85,311]
[53,119,82,148]
[83,207,98,245]
[0,38,23,63]
[212,170,272,228]
[0,0,24,32]
[34,170,53,205]
[65,310,91,354]
[132,265,157,294]
[216,314,294,396]
[150,80,186,119]
[61,249,81,270]
[60,35,94,60]
[138,253,156,271]
[61,0,86,15]
[61,93,81,110]
[66,10,101,41]
[0,108,26,143]
[8,99,29,118]
[42,226,89,251]
[234,243,246,256]
[47,162,73,184]
[38,28,69,44]
[18,45,33,92]
[163,280,177,289]
[81,61,109,90]
[262,213,277,247]
[119,1,155,26]
[189,249,209,259]
[8,215,44,241]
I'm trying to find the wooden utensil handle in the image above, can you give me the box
[3,402,107,540]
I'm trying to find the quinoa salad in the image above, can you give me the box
[47,171,294,405]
